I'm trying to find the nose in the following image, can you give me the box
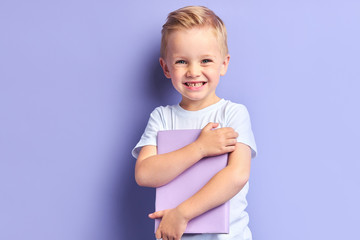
[186,63,201,78]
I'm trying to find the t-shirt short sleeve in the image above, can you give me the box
[226,103,257,158]
[131,108,163,159]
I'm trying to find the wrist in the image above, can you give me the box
[175,203,192,222]
[191,140,207,159]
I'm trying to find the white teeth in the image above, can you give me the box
[186,82,204,87]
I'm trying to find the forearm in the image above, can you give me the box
[176,165,249,221]
[135,142,203,188]
[136,123,240,188]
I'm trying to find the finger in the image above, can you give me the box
[224,130,238,139]
[226,138,238,146]
[149,210,164,219]
[203,122,218,131]
[214,127,234,136]
[149,211,163,219]
[225,145,236,152]
[155,228,162,239]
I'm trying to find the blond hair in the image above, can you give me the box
[160,6,228,58]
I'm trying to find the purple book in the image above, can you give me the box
[155,129,229,234]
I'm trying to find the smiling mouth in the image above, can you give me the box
[184,82,206,87]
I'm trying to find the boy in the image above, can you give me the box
[132,6,257,240]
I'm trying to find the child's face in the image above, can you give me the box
[160,27,230,109]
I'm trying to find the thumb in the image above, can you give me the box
[155,228,162,239]
[203,122,219,131]
[148,210,165,219]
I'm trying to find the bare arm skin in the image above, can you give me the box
[134,122,250,240]
[177,142,251,220]
[135,122,238,187]
[149,142,251,240]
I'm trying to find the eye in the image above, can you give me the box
[175,60,187,64]
[201,59,212,64]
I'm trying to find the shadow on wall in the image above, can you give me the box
[145,51,181,107]
[109,48,177,239]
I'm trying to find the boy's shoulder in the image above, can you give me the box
[148,104,178,120]
[221,99,248,110]
[151,104,177,114]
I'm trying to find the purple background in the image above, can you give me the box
[1,0,359,239]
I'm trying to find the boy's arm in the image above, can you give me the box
[135,123,238,188]
[135,143,202,187]
[149,142,251,240]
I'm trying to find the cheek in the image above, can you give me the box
[205,68,221,78]
[171,69,184,79]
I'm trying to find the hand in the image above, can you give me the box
[195,122,238,157]
[149,208,189,240]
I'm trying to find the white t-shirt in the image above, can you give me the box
[132,99,257,240]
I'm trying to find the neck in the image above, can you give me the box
[179,96,221,111]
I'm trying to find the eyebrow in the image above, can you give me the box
[201,55,216,59]
[172,55,187,59]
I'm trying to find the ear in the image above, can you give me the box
[159,57,171,79]
[220,54,230,76]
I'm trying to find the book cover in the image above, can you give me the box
[155,129,229,234]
